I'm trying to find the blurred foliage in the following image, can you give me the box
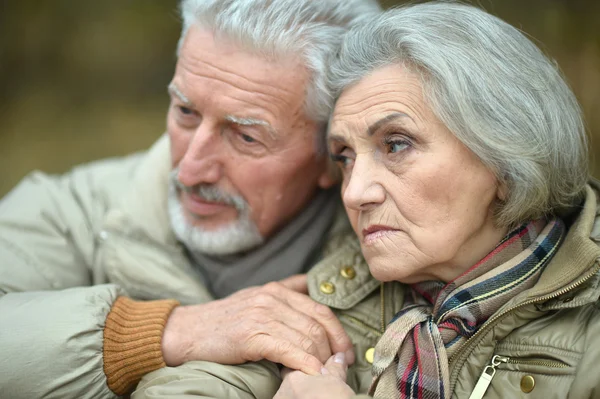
[1,0,598,196]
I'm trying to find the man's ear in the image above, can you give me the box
[318,160,340,189]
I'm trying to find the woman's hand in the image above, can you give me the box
[274,352,356,399]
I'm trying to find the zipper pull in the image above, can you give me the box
[468,355,509,399]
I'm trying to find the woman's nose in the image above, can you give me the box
[342,156,385,211]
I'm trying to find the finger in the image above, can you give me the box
[322,352,348,381]
[279,274,308,294]
[257,336,323,375]
[278,311,334,363]
[282,290,353,356]
[268,318,332,363]
[249,292,334,363]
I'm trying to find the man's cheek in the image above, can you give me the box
[168,134,190,167]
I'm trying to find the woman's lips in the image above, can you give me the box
[362,225,400,245]
[181,192,232,217]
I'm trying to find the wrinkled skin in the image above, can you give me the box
[162,275,354,375]
[329,64,507,284]
[167,26,334,235]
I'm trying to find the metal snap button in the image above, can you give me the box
[520,375,535,393]
[365,347,375,364]
[340,266,356,280]
[319,281,335,294]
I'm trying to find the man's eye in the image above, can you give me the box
[330,154,353,168]
[178,106,194,115]
[241,133,256,143]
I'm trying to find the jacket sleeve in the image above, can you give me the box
[132,360,282,399]
[569,299,600,399]
[0,285,121,398]
[0,157,148,398]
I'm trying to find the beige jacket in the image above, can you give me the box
[136,181,600,399]
[0,135,351,399]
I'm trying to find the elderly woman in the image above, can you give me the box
[275,2,600,399]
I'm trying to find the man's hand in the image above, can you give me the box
[161,274,354,375]
[274,352,355,399]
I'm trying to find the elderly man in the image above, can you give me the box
[0,0,381,398]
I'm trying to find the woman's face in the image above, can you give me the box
[329,65,507,283]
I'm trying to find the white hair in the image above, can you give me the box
[167,169,264,255]
[328,2,589,228]
[178,0,382,148]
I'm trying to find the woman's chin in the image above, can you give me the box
[364,254,431,284]
[365,258,411,283]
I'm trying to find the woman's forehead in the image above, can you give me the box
[333,67,426,117]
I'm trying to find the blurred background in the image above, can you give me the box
[1,0,598,196]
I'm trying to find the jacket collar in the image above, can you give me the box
[104,134,180,247]
[526,181,600,308]
[308,233,379,310]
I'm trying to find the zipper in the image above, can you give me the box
[468,355,508,399]
[380,283,385,333]
[468,354,569,399]
[504,357,569,368]
[449,259,600,394]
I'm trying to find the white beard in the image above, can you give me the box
[167,172,264,256]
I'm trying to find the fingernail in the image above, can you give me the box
[334,352,345,364]
[320,367,330,375]
[345,349,356,365]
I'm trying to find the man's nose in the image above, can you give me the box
[342,156,385,212]
[177,123,224,187]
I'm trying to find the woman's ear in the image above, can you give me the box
[496,179,508,201]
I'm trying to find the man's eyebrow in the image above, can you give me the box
[225,115,278,140]
[367,112,411,136]
[167,83,193,107]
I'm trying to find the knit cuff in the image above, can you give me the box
[103,296,180,396]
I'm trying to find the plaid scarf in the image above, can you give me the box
[369,218,565,399]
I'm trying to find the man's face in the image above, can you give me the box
[167,26,333,255]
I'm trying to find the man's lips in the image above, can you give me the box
[181,192,233,217]
[362,225,400,244]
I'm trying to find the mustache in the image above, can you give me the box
[169,169,247,211]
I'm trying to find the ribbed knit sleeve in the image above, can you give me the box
[103,296,180,396]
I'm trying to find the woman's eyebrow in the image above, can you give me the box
[367,112,411,136]
[326,134,348,146]
[327,112,412,144]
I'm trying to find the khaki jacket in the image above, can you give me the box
[0,135,351,399]
[136,181,600,399]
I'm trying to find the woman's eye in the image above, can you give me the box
[388,140,409,153]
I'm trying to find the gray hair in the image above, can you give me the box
[328,2,589,227]
[178,0,382,135]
